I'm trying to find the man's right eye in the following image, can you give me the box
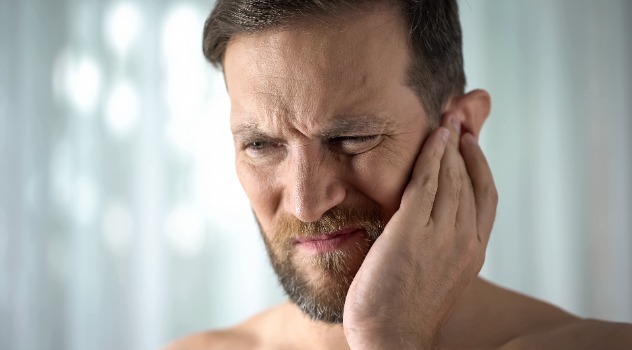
[243,140,282,158]
[246,141,270,150]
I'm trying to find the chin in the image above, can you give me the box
[255,204,384,323]
[277,244,370,324]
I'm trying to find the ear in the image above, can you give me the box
[442,89,491,139]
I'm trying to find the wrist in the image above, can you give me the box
[345,327,438,350]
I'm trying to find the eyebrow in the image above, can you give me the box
[231,114,396,141]
[231,123,277,142]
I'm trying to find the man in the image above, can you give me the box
[166,0,632,348]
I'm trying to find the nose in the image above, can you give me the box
[283,148,346,223]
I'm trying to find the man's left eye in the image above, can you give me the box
[328,135,382,155]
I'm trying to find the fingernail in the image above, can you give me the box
[439,128,450,142]
[463,133,477,144]
[450,116,461,134]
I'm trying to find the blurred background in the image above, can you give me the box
[0,0,630,349]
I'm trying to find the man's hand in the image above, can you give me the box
[343,115,498,349]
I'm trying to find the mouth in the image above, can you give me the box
[293,227,365,253]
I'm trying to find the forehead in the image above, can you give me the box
[223,7,415,132]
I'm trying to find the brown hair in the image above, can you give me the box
[202,0,465,120]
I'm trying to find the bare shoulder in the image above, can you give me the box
[161,303,291,350]
[161,328,257,350]
[465,278,632,349]
[442,278,629,348]
[499,319,632,349]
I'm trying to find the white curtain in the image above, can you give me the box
[465,0,632,323]
[1,1,630,349]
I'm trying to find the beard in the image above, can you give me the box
[257,203,384,324]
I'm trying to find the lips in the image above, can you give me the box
[293,227,364,253]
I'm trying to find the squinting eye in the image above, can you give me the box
[243,140,283,158]
[329,135,382,155]
[247,141,271,150]
[341,135,379,143]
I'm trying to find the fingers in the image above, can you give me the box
[460,133,498,245]
[399,127,449,225]
[456,154,477,230]
[431,115,467,226]
[398,113,496,245]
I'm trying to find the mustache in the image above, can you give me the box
[271,203,385,245]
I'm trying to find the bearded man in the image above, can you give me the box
[165,1,632,348]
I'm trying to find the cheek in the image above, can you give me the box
[349,143,419,220]
[235,161,280,228]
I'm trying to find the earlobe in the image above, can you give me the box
[442,89,491,139]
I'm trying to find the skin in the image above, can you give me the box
[165,6,632,350]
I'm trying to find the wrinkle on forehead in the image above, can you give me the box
[225,6,412,137]
[247,12,405,91]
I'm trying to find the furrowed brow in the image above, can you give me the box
[231,123,273,142]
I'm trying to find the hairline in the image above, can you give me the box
[218,4,443,123]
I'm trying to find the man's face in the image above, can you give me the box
[224,8,432,323]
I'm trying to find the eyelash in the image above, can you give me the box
[330,135,380,144]
[241,135,381,158]
[328,135,382,155]
[243,136,377,147]
[245,141,273,150]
